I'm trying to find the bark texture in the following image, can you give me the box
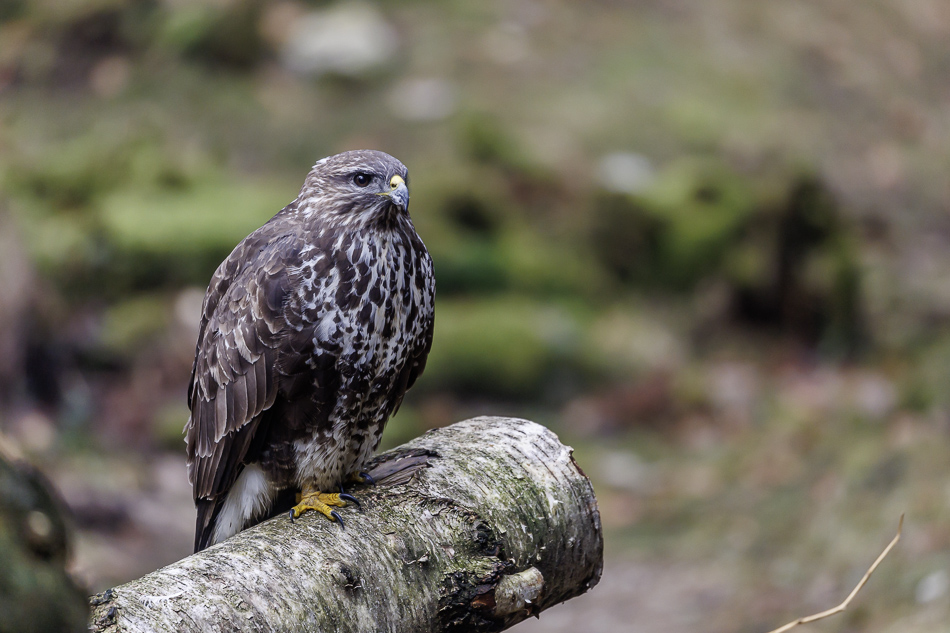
[89,417,603,632]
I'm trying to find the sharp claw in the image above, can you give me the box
[330,510,344,528]
[288,509,295,523]
[339,493,361,510]
[359,472,376,486]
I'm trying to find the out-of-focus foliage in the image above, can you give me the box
[1,0,945,389]
[423,297,591,398]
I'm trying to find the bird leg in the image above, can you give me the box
[288,489,358,528]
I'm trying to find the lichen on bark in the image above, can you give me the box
[89,416,603,633]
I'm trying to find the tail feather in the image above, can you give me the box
[194,498,221,552]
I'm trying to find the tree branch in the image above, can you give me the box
[89,417,604,632]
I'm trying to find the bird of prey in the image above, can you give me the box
[184,150,435,552]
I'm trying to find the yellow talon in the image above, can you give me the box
[289,490,349,523]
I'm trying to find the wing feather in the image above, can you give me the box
[231,372,248,432]
[243,358,258,420]
[185,220,304,551]
[254,352,270,412]
[213,387,228,445]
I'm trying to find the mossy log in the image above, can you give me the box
[89,417,603,632]
[0,446,88,633]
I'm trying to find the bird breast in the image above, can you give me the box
[297,228,432,378]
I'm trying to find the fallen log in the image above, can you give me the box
[89,416,603,632]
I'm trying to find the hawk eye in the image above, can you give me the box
[353,173,373,187]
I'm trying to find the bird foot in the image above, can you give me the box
[288,491,358,528]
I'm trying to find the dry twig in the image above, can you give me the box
[765,514,903,633]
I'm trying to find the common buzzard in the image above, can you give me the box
[185,150,435,552]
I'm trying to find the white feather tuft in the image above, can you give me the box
[212,464,275,545]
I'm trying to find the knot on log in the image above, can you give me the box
[494,567,545,617]
[89,417,604,633]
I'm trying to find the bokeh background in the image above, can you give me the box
[1,0,949,630]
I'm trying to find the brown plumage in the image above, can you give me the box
[184,150,435,551]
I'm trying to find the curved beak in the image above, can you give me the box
[383,175,409,211]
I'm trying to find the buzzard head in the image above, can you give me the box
[298,150,410,227]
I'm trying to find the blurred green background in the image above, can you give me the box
[0,0,948,630]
